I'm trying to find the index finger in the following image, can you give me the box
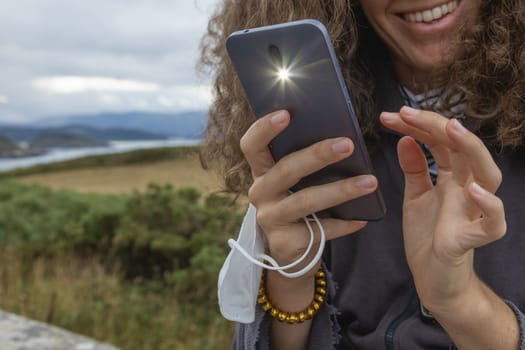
[385,107,501,192]
[239,110,290,178]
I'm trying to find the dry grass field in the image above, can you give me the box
[16,153,224,195]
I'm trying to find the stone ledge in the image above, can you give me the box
[0,310,119,350]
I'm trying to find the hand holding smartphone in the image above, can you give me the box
[226,19,386,221]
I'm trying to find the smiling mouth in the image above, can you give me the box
[402,0,460,23]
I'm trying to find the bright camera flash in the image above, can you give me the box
[277,68,290,81]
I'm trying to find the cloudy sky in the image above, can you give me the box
[0,0,219,124]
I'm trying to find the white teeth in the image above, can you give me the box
[432,7,442,19]
[403,0,459,23]
[423,10,433,22]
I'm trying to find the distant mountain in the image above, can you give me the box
[0,135,44,158]
[0,136,16,151]
[0,110,207,152]
[0,125,168,144]
[33,110,208,139]
[31,131,108,148]
[44,125,167,142]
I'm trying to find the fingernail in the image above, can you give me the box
[332,138,352,154]
[471,182,486,196]
[451,119,466,134]
[357,175,376,189]
[401,106,419,117]
[271,111,287,125]
[381,112,398,122]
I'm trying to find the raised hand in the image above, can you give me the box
[380,106,506,309]
[380,106,519,350]
[242,109,378,350]
[241,110,377,271]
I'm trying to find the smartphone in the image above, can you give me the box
[226,19,385,221]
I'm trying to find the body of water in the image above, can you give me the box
[0,139,201,172]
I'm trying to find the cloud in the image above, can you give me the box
[162,84,212,109]
[32,76,161,94]
[0,0,219,121]
[90,83,212,111]
[0,0,218,55]
[30,76,211,110]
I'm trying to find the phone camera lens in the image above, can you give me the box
[268,44,283,66]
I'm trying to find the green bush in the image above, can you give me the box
[0,180,242,308]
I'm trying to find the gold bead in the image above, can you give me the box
[270,308,279,317]
[315,270,326,278]
[314,294,325,303]
[286,314,299,324]
[257,295,267,304]
[316,287,327,295]
[312,302,321,311]
[307,307,316,318]
[262,302,272,312]
[316,279,327,287]
[278,312,288,322]
[298,312,307,322]
[258,287,265,295]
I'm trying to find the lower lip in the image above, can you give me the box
[396,1,463,36]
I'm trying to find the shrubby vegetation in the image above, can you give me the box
[0,179,242,349]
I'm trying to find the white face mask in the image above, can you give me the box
[218,204,263,323]
[217,203,326,323]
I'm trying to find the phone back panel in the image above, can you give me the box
[226,20,385,221]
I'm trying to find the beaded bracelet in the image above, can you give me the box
[257,267,327,324]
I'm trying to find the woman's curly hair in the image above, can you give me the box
[199,0,525,195]
[439,0,525,146]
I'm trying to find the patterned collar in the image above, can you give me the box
[399,86,466,120]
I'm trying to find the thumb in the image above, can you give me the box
[397,136,433,200]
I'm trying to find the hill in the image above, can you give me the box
[31,131,108,148]
[0,110,207,152]
[0,125,168,145]
[0,135,17,152]
[33,110,208,139]
[0,135,44,158]
[0,146,202,178]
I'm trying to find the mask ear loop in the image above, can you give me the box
[227,211,326,279]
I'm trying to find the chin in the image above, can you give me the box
[403,46,456,79]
